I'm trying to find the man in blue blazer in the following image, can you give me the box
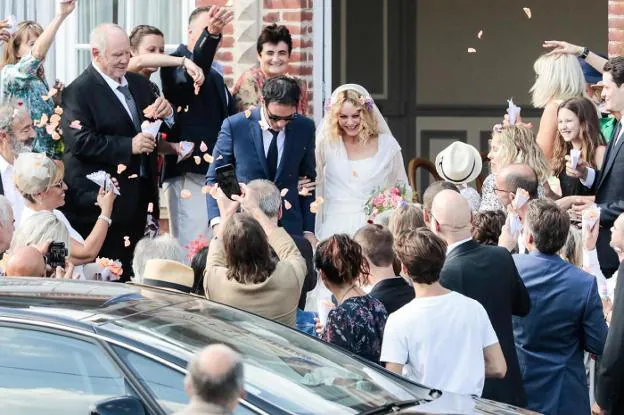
[206,76,317,246]
[512,199,607,415]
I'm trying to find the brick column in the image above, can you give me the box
[609,0,624,56]
[195,0,314,114]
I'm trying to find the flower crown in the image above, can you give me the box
[324,94,374,113]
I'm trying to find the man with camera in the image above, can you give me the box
[5,241,74,279]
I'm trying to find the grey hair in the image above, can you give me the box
[246,179,281,219]
[9,211,71,256]
[0,101,28,136]
[0,195,13,229]
[132,234,186,282]
[90,23,126,54]
[187,345,244,406]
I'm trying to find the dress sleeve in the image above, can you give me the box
[232,71,261,112]
[479,174,504,212]
[390,145,412,199]
[314,137,327,236]
[14,53,43,78]
[320,306,351,351]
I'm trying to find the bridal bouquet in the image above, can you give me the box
[364,183,410,220]
[94,257,123,281]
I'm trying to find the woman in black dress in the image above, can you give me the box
[552,97,606,210]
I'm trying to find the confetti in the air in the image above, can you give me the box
[123,236,131,247]
[193,156,201,165]
[177,106,182,113]
[310,197,324,214]
[54,106,63,115]
[523,7,532,19]
[467,48,477,54]
[298,187,311,197]
[352,170,358,177]
[181,189,192,199]
[147,202,154,213]
[69,120,82,130]
[128,174,138,179]
[280,188,289,197]
[184,105,189,112]
[117,164,127,174]
[477,30,483,39]
[203,153,214,163]
[200,141,208,152]
[284,200,292,210]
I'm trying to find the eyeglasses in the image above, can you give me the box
[494,187,512,194]
[265,105,296,122]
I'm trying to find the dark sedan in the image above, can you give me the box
[0,278,537,414]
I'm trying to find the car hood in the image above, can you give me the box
[399,391,540,414]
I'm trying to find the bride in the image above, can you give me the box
[315,84,410,240]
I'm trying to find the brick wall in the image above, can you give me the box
[195,0,315,114]
[610,0,624,56]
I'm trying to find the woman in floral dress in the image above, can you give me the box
[0,1,75,159]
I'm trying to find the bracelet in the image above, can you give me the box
[580,47,590,60]
[98,215,112,226]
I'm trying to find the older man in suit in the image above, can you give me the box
[431,189,530,407]
[513,199,607,415]
[161,6,236,248]
[594,212,624,415]
[568,56,624,277]
[62,23,174,279]
[206,76,317,247]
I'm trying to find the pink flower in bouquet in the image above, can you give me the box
[373,194,385,207]
[95,257,123,279]
[383,197,393,208]
[391,194,402,207]
[390,187,401,196]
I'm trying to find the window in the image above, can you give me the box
[55,0,194,84]
[0,326,131,414]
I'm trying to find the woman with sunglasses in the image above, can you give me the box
[12,152,116,278]
[314,84,410,240]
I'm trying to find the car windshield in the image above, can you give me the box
[97,296,435,414]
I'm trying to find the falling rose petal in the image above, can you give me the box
[51,132,61,141]
[177,106,182,113]
[147,202,154,213]
[309,197,324,214]
[467,47,477,54]
[124,239,131,247]
[193,156,201,165]
[128,174,138,179]
[523,7,531,19]
[184,105,189,112]
[181,189,192,199]
[200,141,208,153]
[352,170,358,177]
[69,120,82,130]
[298,187,311,197]
[54,106,63,115]
[280,188,289,197]
[284,200,292,210]
[203,153,214,163]
[40,114,49,125]
[201,185,211,194]
[50,114,61,125]
[46,124,56,135]
[477,30,483,39]
[117,164,127,174]
[217,154,223,160]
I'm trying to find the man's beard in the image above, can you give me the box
[9,135,29,154]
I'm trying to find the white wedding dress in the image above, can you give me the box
[315,133,410,240]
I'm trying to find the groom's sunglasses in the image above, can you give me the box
[266,106,297,122]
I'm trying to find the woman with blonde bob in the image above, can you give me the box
[480,125,551,212]
[315,84,410,239]
[530,53,586,161]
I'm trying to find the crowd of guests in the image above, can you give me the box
[2,2,624,415]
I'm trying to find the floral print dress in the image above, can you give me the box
[321,295,388,364]
[232,67,308,115]
[1,53,60,159]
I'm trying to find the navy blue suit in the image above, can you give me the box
[512,252,608,415]
[206,107,316,235]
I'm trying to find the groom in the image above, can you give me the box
[206,76,317,246]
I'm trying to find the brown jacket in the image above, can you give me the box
[204,227,307,327]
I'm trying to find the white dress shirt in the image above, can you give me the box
[0,154,24,224]
[92,62,174,127]
[446,237,473,255]
[259,106,286,165]
[581,125,624,189]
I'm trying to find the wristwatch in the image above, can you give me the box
[579,47,590,60]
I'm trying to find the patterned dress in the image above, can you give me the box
[1,53,60,159]
[321,295,388,364]
[231,67,308,115]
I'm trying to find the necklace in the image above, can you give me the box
[336,284,357,305]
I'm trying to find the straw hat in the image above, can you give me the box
[13,152,61,196]
[435,142,482,185]
[142,259,194,293]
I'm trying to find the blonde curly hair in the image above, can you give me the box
[491,125,551,182]
[327,89,379,143]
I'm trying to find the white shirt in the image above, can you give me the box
[92,62,174,127]
[259,106,286,165]
[446,237,472,255]
[380,291,499,396]
[0,154,24,224]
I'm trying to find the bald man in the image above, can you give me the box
[494,164,539,216]
[5,246,46,277]
[176,344,244,415]
[432,190,531,407]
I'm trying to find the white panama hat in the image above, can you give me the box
[435,141,483,185]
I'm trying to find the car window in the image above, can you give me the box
[0,325,131,415]
[113,346,257,415]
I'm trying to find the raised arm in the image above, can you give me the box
[31,1,76,61]
[543,40,608,74]
[206,117,236,225]
[535,101,560,161]
[128,54,205,88]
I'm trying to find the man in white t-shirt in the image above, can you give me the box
[381,227,507,396]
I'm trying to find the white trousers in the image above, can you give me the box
[163,173,211,249]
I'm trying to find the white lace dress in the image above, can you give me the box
[315,133,410,240]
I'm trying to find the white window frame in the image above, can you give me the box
[54,0,195,84]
